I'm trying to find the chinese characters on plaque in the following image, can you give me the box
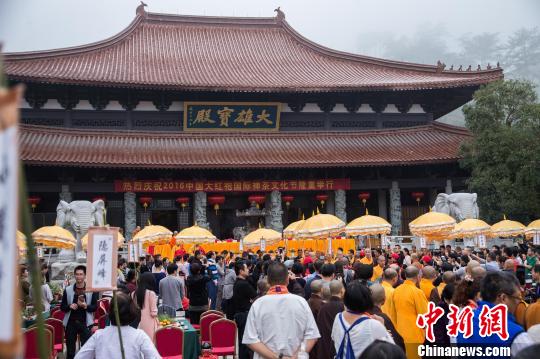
[86,227,119,292]
[184,102,280,131]
[115,178,351,193]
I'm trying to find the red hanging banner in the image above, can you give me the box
[114,178,350,193]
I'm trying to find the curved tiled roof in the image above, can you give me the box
[19,122,470,169]
[4,8,502,92]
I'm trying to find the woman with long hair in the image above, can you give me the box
[133,272,159,342]
[75,292,159,358]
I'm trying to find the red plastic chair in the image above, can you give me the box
[210,318,237,357]
[51,310,65,321]
[45,318,65,353]
[24,326,53,359]
[200,313,224,343]
[155,326,184,359]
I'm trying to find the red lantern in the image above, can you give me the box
[139,196,153,211]
[92,196,106,203]
[208,195,225,214]
[176,197,190,210]
[248,194,266,209]
[358,192,370,206]
[316,194,328,207]
[28,196,41,212]
[411,192,425,205]
[282,195,294,208]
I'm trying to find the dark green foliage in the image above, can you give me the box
[460,80,540,223]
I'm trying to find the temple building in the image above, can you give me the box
[4,5,502,240]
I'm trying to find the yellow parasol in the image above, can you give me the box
[175,224,216,244]
[409,211,456,240]
[243,228,282,248]
[283,219,305,239]
[133,225,172,245]
[525,219,540,239]
[32,225,76,249]
[451,218,491,238]
[345,211,392,237]
[296,213,345,239]
[81,231,125,249]
[490,216,525,238]
[17,230,27,250]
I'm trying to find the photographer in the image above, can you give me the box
[60,265,99,359]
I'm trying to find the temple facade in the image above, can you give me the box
[5,6,502,240]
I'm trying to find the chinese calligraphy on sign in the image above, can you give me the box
[0,124,18,344]
[87,227,119,292]
[417,303,509,342]
[184,102,281,131]
[115,179,351,193]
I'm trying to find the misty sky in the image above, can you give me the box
[1,0,539,64]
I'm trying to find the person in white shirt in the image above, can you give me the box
[331,281,394,358]
[243,262,320,359]
[75,292,160,359]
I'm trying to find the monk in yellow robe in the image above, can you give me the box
[525,264,540,329]
[392,266,428,359]
[359,249,373,265]
[381,268,398,325]
[437,271,455,297]
[371,255,386,282]
[419,266,440,303]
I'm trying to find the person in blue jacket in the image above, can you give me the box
[457,271,533,357]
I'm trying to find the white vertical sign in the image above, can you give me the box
[477,235,487,248]
[87,227,118,292]
[419,237,427,249]
[260,238,266,252]
[0,125,18,343]
[239,239,244,252]
[36,246,44,259]
[327,237,333,255]
[138,240,144,257]
[128,242,136,262]
[534,233,540,246]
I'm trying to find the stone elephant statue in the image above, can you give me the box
[233,226,248,241]
[433,193,479,222]
[56,199,105,262]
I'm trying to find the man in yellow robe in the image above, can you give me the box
[359,249,373,265]
[437,270,455,297]
[392,266,428,359]
[371,255,386,282]
[419,266,439,302]
[525,263,540,329]
[381,268,398,325]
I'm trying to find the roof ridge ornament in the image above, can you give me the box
[274,6,285,22]
[136,1,147,17]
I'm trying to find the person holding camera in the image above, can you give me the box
[60,265,99,359]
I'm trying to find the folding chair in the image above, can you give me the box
[210,318,237,358]
[24,326,54,359]
[155,326,184,359]
[199,313,223,344]
[45,318,65,354]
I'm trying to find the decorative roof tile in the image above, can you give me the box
[19,122,470,169]
[4,9,502,92]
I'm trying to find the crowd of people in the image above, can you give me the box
[19,242,540,358]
